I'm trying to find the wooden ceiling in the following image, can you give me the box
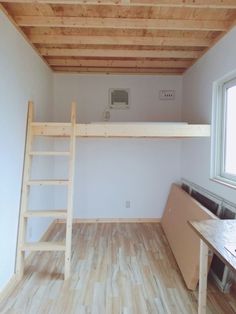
[1,1,236,75]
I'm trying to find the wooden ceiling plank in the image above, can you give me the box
[2,0,236,9]
[47,58,192,68]
[2,1,235,75]
[6,4,235,22]
[23,27,220,40]
[130,0,236,9]
[14,16,228,31]
[39,47,201,58]
[29,34,211,47]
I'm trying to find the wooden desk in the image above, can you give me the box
[190,219,236,314]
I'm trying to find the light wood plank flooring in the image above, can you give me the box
[1,223,236,313]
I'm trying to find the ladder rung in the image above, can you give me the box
[22,241,66,252]
[31,122,70,127]
[30,151,70,156]
[27,180,69,186]
[24,210,67,218]
[31,122,71,137]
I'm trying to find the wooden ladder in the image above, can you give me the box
[16,101,76,280]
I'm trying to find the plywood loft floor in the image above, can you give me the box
[1,223,236,314]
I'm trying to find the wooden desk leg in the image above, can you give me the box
[198,240,209,314]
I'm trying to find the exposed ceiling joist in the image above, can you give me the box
[15,16,229,31]
[52,66,185,74]
[47,58,191,68]
[1,0,236,9]
[1,1,236,74]
[39,48,202,59]
[30,34,211,47]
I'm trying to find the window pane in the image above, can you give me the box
[225,85,236,175]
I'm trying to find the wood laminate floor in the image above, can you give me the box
[0,223,236,314]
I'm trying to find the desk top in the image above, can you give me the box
[189,220,236,273]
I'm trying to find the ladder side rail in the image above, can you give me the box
[64,101,77,280]
[16,101,34,278]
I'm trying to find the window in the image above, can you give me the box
[212,73,236,188]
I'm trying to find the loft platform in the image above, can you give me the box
[32,122,210,138]
[16,101,210,282]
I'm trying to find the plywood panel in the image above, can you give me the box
[161,184,217,290]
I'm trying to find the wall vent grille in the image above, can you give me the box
[109,88,130,109]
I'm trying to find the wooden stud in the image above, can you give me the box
[64,101,77,280]
[16,101,34,279]
[198,240,209,314]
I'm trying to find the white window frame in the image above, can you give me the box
[211,71,236,189]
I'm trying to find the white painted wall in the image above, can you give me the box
[53,74,183,123]
[53,74,183,219]
[0,11,53,291]
[182,26,236,204]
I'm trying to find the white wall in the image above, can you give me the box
[0,11,53,291]
[182,26,236,204]
[53,74,183,123]
[53,74,183,219]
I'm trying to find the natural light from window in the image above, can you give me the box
[225,85,236,176]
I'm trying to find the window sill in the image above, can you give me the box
[210,177,236,191]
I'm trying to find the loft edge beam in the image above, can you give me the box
[31,122,210,137]
[77,123,211,137]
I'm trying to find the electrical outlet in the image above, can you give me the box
[159,90,175,100]
[125,200,131,208]
[103,109,110,121]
